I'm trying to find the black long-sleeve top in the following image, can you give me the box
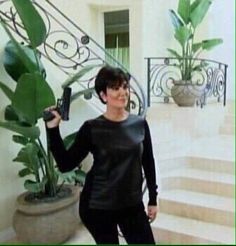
[47,114,158,210]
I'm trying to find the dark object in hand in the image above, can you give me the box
[43,87,72,121]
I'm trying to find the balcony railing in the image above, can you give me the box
[146,57,228,107]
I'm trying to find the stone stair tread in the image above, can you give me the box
[187,136,234,161]
[159,189,234,212]
[152,213,235,244]
[163,167,235,184]
[220,123,234,129]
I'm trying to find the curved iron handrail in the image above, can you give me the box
[146,57,227,107]
[0,0,147,116]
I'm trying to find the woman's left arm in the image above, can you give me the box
[142,119,158,221]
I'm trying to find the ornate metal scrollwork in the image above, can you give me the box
[146,57,227,107]
[0,0,146,115]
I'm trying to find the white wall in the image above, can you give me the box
[208,0,235,100]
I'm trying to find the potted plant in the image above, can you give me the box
[0,0,96,243]
[167,0,223,106]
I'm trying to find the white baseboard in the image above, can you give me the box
[0,227,15,243]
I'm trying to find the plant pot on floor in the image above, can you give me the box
[171,81,204,107]
[13,184,80,244]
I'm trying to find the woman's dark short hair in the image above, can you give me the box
[95,65,130,104]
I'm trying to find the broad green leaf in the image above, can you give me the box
[13,143,39,173]
[62,64,101,88]
[57,168,86,186]
[12,135,29,145]
[63,132,77,150]
[74,169,86,185]
[167,48,182,59]
[4,40,46,82]
[12,73,55,125]
[0,21,38,74]
[0,121,40,139]
[4,105,19,121]
[24,179,46,193]
[190,0,212,28]
[18,168,33,177]
[58,170,77,183]
[202,38,223,51]
[174,26,192,47]
[168,9,184,30]
[0,81,14,100]
[12,0,47,48]
[192,42,203,53]
[178,0,191,25]
[190,0,202,13]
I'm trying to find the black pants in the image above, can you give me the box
[79,201,155,244]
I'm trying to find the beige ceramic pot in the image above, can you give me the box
[171,80,203,107]
[13,185,80,244]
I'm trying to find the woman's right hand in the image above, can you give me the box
[44,106,62,128]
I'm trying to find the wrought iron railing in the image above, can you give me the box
[0,0,146,115]
[146,57,228,107]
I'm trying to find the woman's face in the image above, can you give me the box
[101,81,130,109]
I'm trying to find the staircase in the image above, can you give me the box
[147,102,235,245]
[152,157,234,244]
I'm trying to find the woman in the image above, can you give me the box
[46,65,158,244]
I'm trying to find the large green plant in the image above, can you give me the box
[0,0,95,198]
[168,0,223,81]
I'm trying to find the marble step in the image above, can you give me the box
[161,167,235,198]
[159,189,234,226]
[152,213,235,244]
[224,114,234,125]
[159,156,234,174]
[219,123,234,135]
[187,156,234,174]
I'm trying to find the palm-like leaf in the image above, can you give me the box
[62,64,100,88]
[202,38,223,51]
[0,81,14,100]
[0,21,38,74]
[167,0,222,82]
[174,26,192,48]
[12,72,55,125]
[12,0,46,48]
[63,132,77,150]
[4,40,46,82]
[190,0,212,28]
[24,178,47,193]
[13,143,39,172]
[178,0,191,25]
[169,10,184,30]
[0,121,40,139]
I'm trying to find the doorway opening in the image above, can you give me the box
[104,10,129,69]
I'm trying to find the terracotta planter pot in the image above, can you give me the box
[171,81,204,107]
[13,185,80,244]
